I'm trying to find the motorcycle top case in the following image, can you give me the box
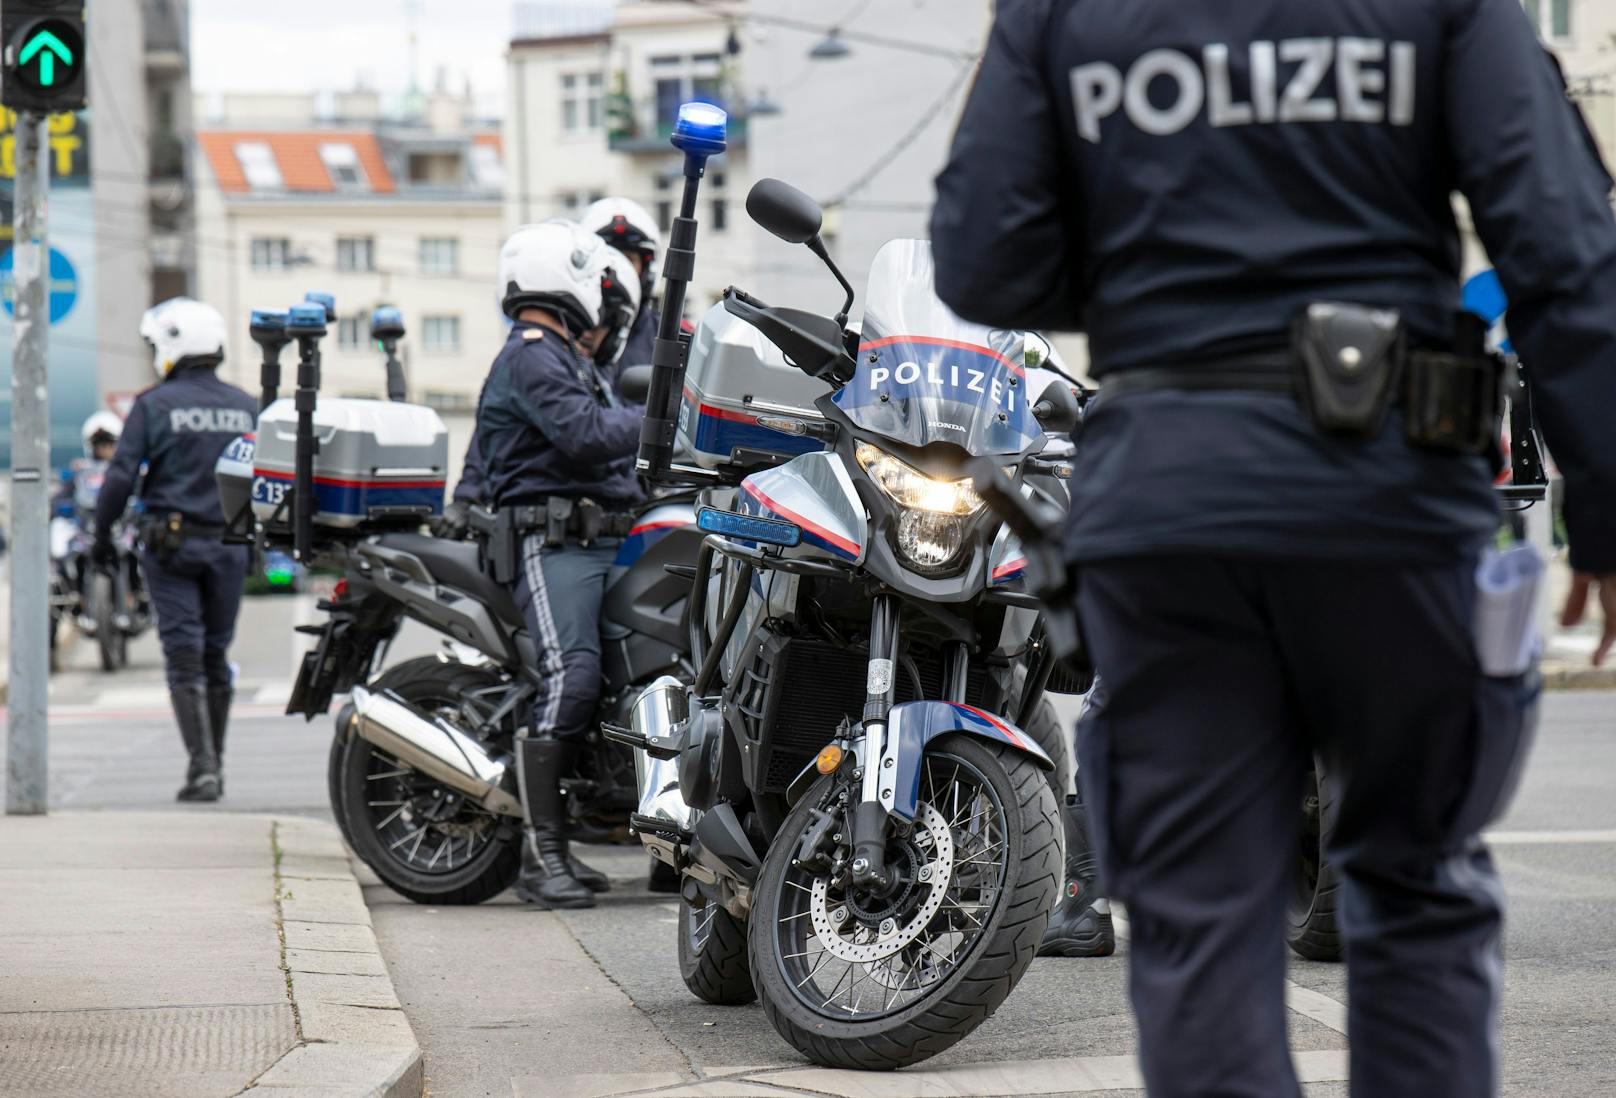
[677,302,830,470]
[250,398,449,532]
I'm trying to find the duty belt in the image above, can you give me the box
[502,498,636,542]
[1098,353,1298,399]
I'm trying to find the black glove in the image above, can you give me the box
[432,499,470,541]
[91,532,118,567]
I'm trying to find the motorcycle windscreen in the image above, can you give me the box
[833,238,1041,457]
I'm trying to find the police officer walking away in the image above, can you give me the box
[932,2,1616,1095]
[95,298,257,802]
[475,221,645,908]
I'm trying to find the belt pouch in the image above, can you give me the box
[1291,302,1404,437]
[574,498,603,545]
[545,498,573,548]
[483,508,520,584]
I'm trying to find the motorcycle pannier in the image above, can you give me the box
[250,397,449,533]
[677,302,830,470]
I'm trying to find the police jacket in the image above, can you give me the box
[94,365,256,539]
[474,319,645,511]
[932,0,1616,572]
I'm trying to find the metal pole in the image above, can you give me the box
[7,114,51,815]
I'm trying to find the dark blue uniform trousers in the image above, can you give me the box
[142,539,248,690]
[1076,556,1538,1098]
[513,535,619,742]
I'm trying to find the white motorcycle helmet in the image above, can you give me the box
[580,197,661,299]
[498,220,609,336]
[81,410,123,459]
[592,245,643,367]
[140,297,227,378]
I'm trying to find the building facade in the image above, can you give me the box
[505,0,753,316]
[193,92,504,477]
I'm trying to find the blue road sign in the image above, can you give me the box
[0,245,79,324]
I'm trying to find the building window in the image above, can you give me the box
[337,314,365,350]
[422,315,461,353]
[336,236,375,273]
[561,71,604,134]
[655,200,672,233]
[650,53,724,132]
[250,237,291,271]
[319,143,366,188]
[711,197,728,232]
[1524,0,1572,40]
[422,390,476,413]
[420,237,459,275]
[235,141,282,188]
[470,143,504,188]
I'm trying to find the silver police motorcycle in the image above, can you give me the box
[620,176,1087,1069]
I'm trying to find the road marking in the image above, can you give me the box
[1486,829,1616,845]
[1114,908,1351,1037]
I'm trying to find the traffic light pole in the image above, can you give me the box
[6,113,50,815]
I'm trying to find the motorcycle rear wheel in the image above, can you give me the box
[1286,756,1343,962]
[338,657,519,905]
[749,734,1060,1070]
[678,896,756,1005]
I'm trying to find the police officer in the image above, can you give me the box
[95,298,258,802]
[437,197,664,541]
[932,3,1616,1095]
[475,221,645,908]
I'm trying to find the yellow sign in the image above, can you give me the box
[0,110,85,178]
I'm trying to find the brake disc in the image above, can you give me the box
[807,800,955,964]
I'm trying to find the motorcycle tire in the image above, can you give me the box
[338,657,520,906]
[749,734,1060,1070]
[93,571,123,672]
[1286,755,1344,963]
[678,896,756,1006]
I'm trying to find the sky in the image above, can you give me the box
[189,0,527,119]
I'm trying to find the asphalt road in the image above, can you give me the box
[27,593,1616,1097]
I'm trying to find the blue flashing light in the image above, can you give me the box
[671,101,728,157]
[286,303,328,333]
[250,308,288,332]
[303,291,336,321]
[370,305,404,337]
[698,507,801,548]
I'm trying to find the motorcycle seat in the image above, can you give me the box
[372,532,524,628]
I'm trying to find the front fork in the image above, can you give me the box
[850,595,901,892]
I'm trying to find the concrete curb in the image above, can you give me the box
[243,817,423,1098]
[1540,660,1616,690]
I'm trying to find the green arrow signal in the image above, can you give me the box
[19,30,72,87]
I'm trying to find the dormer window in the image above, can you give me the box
[320,142,366,188]
[235,141,282,188]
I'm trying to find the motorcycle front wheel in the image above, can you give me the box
[749,734,1060,1070]
[92,571,125,671]
[337,657,520,905]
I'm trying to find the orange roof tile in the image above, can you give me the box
[472,131,502,157]
[197,131,397,195]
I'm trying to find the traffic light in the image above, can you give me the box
[2,0,86,114]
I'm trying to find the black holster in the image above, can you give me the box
[473,505,521,585]
[1403,313,1504,460]
[141,513,186,565]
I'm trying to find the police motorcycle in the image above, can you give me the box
[617,105,1085,1070]
[217,295,704,904]
[49,413,153,672]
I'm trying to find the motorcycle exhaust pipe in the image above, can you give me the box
[348,685,523,817]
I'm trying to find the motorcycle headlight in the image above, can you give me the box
[897,510,966,568]
[855,443,985,516]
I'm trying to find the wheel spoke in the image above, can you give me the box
[373,804,408,830]
[388,825,425,851]
[367,769,410,781]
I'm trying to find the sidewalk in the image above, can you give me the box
[0,811,421,1098]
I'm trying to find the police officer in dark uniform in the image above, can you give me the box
[932,3,1616,1094]
[475,221,645,908]
[95,298,258,803]
[438,197,663,540]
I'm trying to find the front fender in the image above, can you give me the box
[877,701,1054,822]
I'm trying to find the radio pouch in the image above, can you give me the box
[544,497,574,548]
[1403,313,1503,458]
[1291,303,1405,438]
[143,512,186,565]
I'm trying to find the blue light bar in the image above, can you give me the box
[672,101,728,157]
[698,507,801,548]
[286,303,327,333]
[250,308,287,332]
[370,305,404,335]
[303,291,336,321]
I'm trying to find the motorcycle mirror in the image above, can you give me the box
[618,364,654,404]
[1033,379,1082,434]
[1024,332,1054,369]
[746,178,823,245]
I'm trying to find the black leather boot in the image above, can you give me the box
[207,686,232,796]
[1039,795,1116,957]
[172,685,221,803]
[512,739,594,909]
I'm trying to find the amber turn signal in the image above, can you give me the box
[815,745,844,775]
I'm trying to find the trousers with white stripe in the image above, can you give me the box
[511,534,619,745]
